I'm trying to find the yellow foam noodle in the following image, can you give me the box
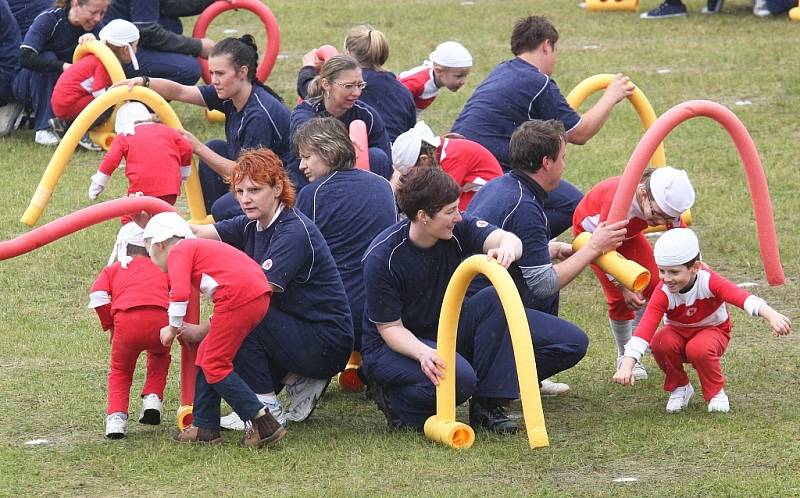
[585,0,639,11]
[176,405,193,430]
[572,232,650,292]
[790,6,800,21]
[205,109,226,123]
[642,210,693,234]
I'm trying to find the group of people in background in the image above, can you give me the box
[638,0,797,18]
[0,2,790,446]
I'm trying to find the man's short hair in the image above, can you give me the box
[511,16,559,55]
[509,120,566,174]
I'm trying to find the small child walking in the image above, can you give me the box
[613,228,792,413]
[398,41,472,116]
[88,102,193,223]
[143,212,285,447]
[88,222,172,439]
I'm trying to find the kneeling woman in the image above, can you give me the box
[362,167,588,433]
[192,149,354,427]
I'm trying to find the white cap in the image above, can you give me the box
[143,212,195,245]
[650,167,695,218]
[391,121,441,173]
[654,228,701,267]
[108,221,146,268]
[99,19,140,70]
[114,102,151,135]
[429,41,472,68]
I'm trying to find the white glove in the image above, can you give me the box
[180,165,191,182]
[88,171,110,199]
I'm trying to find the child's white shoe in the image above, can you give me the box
[540,378,570,397]
[707,389,730,413]
[139,393,162,425]
[105,413,127,439]
[665,383,694,413]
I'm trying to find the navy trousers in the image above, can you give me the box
[233,305,354,394]
[12,51,58,131]
[192,367,263,429]
[363,286,588,429]
[544,179,583,238]
[123,47,200,86]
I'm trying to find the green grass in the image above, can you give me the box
[1,1,798,496]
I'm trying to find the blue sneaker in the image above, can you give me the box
[701,0,724,13]
[640,1,688,18]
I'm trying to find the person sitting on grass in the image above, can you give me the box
[613,228,792,413]
[87,101,192,225]
[144,211,285,447]
[398,41,472,116]
[88,221,171,439]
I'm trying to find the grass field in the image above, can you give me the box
[1,0,798,496]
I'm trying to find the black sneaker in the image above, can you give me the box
[469,397,518,434]
[701,0,723,13]
[366,383,403,430]
[47,117,68,136]
[640,1,688,18]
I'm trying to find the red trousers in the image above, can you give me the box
[591,232,660,321]
[196,294,269,384]
[107,306,171,415]
[650,324,730,402]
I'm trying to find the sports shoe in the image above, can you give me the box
[540,378,570,397]
[0,102,23,136]
[139,393,162,425]
[707,389,730,413]
[220,397,287,431]
[47,117,68,136]
[105,413,127,439]
[173,424,223,444]
[753,0,770,16]
[616,356,649,381]
[35,129,60,146]
[78,133,102,151]
[469,397,518,434]
[666,383,694,413]
[365,382,404,430]
[284,374,330,423]
[220,411,246,431]
[701,0,724,13]
[640,1,688,18]
[241,411,286,448]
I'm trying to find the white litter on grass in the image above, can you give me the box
[656,68,672,74]
[583,44,600,50]
[223,29,238,34]
[735,100,753,106]
[461,1,474,5]
[645,232,661,239]
[612,477,639,483]
[737,282,759,288]
[24,439,49,446]
[277,54,289,60]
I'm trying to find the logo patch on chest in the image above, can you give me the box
[685,307,697,317]
[261,259,273,270]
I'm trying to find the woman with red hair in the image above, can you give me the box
[191,149,354,429]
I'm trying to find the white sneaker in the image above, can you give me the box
[540,378,570,397]
[220,411,246,431]
[105,413,127,439]
[753,0,770,16]
[707,389,730,413]
[0,102,23,136]
[666,383,694,413]
[284,375,330,422]
[264,397,288,428]
[138,393,162,425]
[35,129,60,146]
[220,397,288,430]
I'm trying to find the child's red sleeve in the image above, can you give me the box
[91,62,112,96]
[632,285,668,343]
[166,246,192,305]
[175,131,193,167]
[708,271,750,309]
[88,268,114,331]
[98,135,128,176]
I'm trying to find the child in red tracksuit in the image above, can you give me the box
[143,212,285,447]
[614,228,792,413]
[573,167,695,381]
[88,102,193,223]
[88,222,171,439]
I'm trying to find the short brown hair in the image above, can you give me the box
[510,16,559,56]
[509,120,565,173]
[292,117,356,172]
[396,166,460,220]
[229,149,296,208]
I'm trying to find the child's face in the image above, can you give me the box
[145,239,169,273]
[434,65,471,92]
[637,187,678,227]
[658,261,700,293]
[115,41,138,64]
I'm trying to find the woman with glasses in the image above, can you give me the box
[290,55,393,187]
[572,166,695,382]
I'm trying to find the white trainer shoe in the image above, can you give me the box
[139,393,162,425]
[284,374,330,422]
[0,102,23,136]
[753,0,770,16]
[35,129,60,146]
[220,397,288,431]
[105,413,127,439]
[220,411,246,431]
[707,389,730,413]
[666,383,694,413]
[540,378,570,397]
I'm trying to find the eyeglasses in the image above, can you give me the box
[333,81,367,91]
[645,195,677,224]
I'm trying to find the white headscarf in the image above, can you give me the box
[143,212,195,245]
[99,19,140,70]
[654,228,701,267]
[391,121,441,174]
[429,41,472,68]
[650,166,695,218]
[108,221,146,268]
[114,101,152,135]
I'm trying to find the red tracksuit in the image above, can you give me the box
[165,238,271,384]
[436,137,503,211]
[573,176,682,321]
[398,64,438,113]
[633,266,752,401]
[51,54,112,121]
[89,257,171,415]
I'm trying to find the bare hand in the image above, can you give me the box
[302,49,322,70]
[604,73,635,104]
[621,287,646,310]
[589,220,628,254]
[61,62,72,72]
[112,77,143,91]
[487,248,514,269]
[160,325,177,347]
[178,129,202,152]
[766,310,792,337]
[613,356,637,386]
[198,38,216,58]
[549,241,573,261]
[77,33,96,44]
[178,322,208,343]
[418,348,446,386]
